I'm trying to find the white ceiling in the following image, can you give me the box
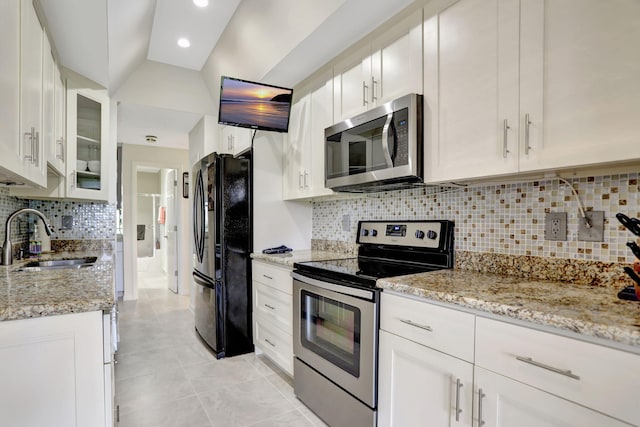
[38,0,415,152]
[147,0,241,70]
[117,104,202,149]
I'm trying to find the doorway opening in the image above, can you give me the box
[135,166,180,293]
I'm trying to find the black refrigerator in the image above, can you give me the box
[192,152,253,358]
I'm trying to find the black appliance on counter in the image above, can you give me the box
[292,220,455,427]
[192,152,253,358]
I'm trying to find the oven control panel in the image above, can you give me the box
[357,221,443,248]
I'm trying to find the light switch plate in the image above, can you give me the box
[61,215,73,230]
[578,211,604,242]
[342,214,350,232]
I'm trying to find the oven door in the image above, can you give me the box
[292,272,378,408]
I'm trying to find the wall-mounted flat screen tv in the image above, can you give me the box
[218,76,293,133]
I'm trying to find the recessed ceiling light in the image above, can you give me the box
[177,38,191,48]
[193,0,208,7]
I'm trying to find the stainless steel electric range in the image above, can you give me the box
[292,220,455,427]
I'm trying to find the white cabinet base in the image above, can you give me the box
[0,311,107,427]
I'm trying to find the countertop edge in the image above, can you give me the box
[378,277,640,353]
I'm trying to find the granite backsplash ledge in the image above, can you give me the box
[454,250,628,289]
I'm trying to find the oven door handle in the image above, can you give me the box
[292,272,375,300]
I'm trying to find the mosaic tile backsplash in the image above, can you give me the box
[28,200,117,240]
[312,172,640,264]
[0,188,29,244]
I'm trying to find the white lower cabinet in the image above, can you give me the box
[252,260,294,376]
[0,310,110,427]
[379,292,639,427]
[474,367,629,427]
[378,330,473,427]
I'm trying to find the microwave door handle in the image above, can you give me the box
[381,113,394,168]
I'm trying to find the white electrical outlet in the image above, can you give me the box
[545,212,567,241]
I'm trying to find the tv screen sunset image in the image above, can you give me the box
[219,78,292,132]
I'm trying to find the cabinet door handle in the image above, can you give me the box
[515,355,580,380]
[24,128,34,162]
[303,171,309,188]
[455,378,463,422]
[524,113,532,155]
[399,318,432,332]
[264,303,275,310]
[262,274,273,280]
[371,76,378,102]
[362,81,368,106]
[57,138,64,159]
[502,119,510,158]
[477,388,486,426]
[264,338,276,347]
[71,171,77,189]
[299,172,304,189]
[34,131,39,164]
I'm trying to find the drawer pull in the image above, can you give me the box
[263,274,273,280]
[455,378,463,421]
[265,338,276,347]
[477,388,485,426]
[515,355,580,380]
[399,318,433,332]
[264,304,275,310]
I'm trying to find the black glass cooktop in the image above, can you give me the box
[294,257,443,288]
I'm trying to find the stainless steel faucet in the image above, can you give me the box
[2,208,54,265]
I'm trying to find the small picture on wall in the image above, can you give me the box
[182,172,189,198]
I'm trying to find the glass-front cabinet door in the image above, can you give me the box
[66,88,110,200]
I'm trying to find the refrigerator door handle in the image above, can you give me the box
[193,270,215,290]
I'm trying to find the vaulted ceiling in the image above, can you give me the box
[37,0,414,150]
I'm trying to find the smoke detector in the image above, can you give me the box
[145,135,157,143]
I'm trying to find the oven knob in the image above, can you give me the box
[361,229,369,237]
[415,230,425,239]
[427,230,438,240]
[371,229,378,237]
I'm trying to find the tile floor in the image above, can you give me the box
[115,271,327,427]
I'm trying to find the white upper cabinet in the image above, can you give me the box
[425,0,640,183]
[283,94,310,200]
[518,0,640,172]
[333,10,423,122]
[424,0,520,182]
[42,34,65,176]
[220,126,252,157]
[283,74,334,200]
[19,0,46,188]
[0,1,25,183]
[50,60,66,175]
[66,88,112,201]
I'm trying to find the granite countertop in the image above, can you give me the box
[0,251,115,322]
[251,249,352,268]
[377,269,640,350]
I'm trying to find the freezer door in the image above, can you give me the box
[193,270,225,358]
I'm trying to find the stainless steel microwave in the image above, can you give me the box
[325,93,423,192]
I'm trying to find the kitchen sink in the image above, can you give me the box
[16,256,98,272]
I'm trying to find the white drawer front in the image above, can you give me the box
[476,316,640,426]
[252,261,293,295]
[253,281,292,335]
[380,292,475,362]
[254,314,293,376]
